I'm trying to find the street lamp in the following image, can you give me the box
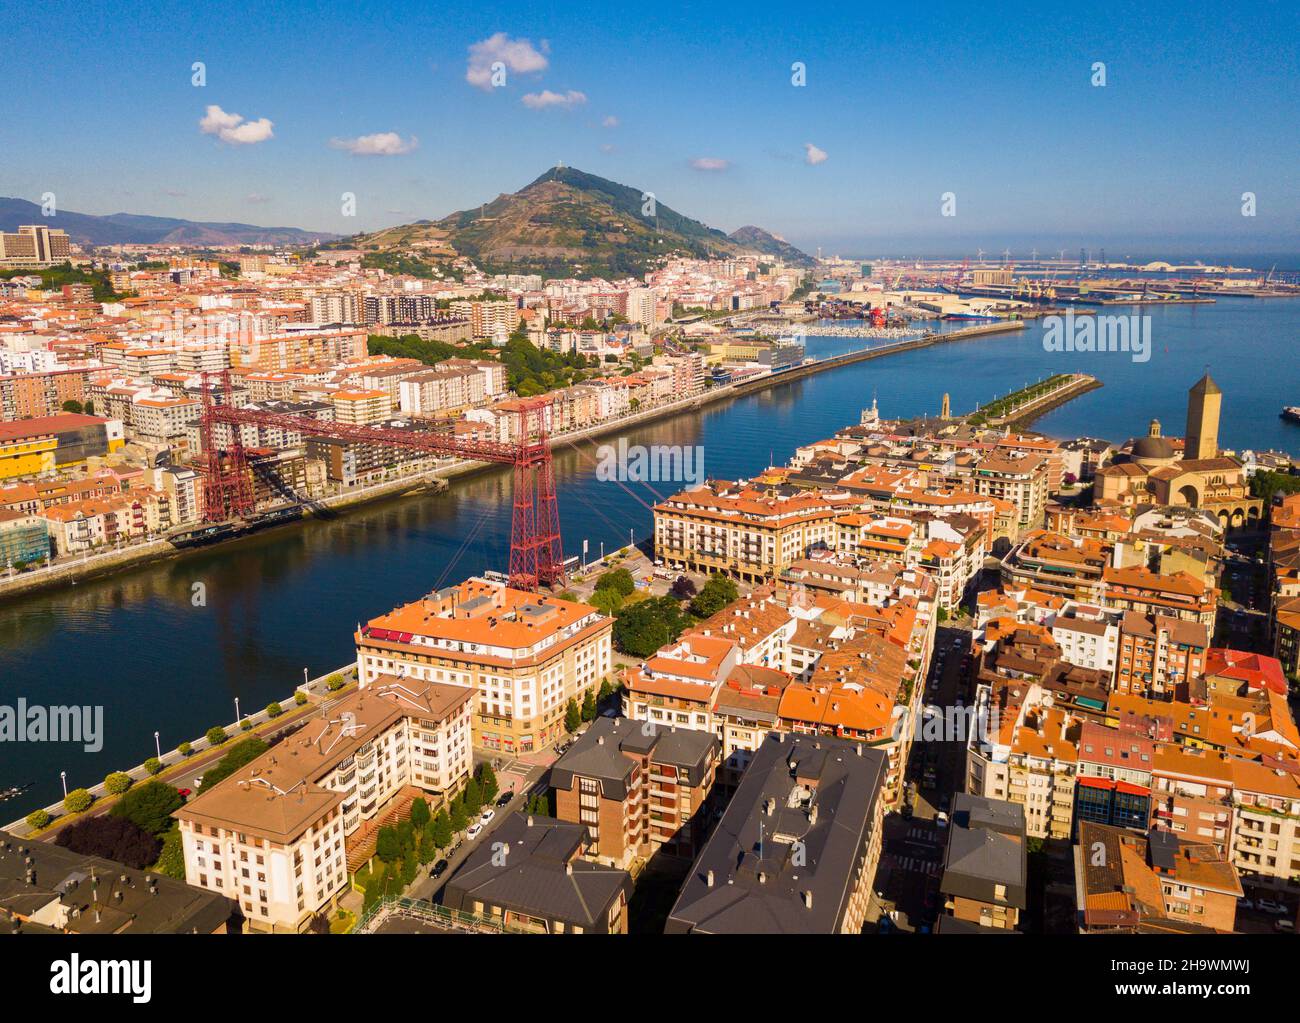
[60,771,67,799]
[154,731,161,759]
[303,667,309,688]
[234,697,241,722]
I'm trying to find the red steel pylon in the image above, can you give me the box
[197,370,256,521]
[507,397,565,591]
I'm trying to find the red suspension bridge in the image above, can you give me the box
[196,370,566,591]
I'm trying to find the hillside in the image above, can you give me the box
[0,197,338,247]
[351,167,812,277]
[728,225,816,268]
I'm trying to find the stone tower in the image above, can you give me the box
[1184,372,1221,461]
[941,392,951,420]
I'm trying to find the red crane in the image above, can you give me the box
[196,371,566,591]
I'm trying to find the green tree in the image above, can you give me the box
[598,678,615,704]
[689,574,739,618]
[589,587,623,616]
[476,762,499,803]
[61,399,84,414]
[143,757,163,776]
[205,726,228,746]
[112,780,184,835]
[450,798,468,832]
[25,809,51,831]
[178,741,192,757]
[613,595,690,657]
[464,778,483,816]
[581,689,597,722]
[396,819,416,855]
[431,809,452,848]
[596,567,636,597]
[375,826,400,863]
[409,796,431,831]
[265,701,283,718]
[153,829,186,879]
[564,698,582,733]
[198,736,269,792]
[104,771,133,796]
[294,691,309,706]
[325,673,346,691]
[64,788,93,814]
[418,831,437,865]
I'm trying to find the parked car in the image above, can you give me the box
[465,822,484,840]
[936,811,949,827]
[496,791,514,807]
[1257,898,1288,915]
[479,808,496,825]
[431,859,448,879]
[176,787,192,798]
[1275,919,1295,932]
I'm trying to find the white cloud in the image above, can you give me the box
[601,115,619,128]
[804,142,828,165]
[246,193,271,204]
[466,33,548,91]
[690,157,730,172]
[199,105,274,145]
[600,143,617,154]
[330,132,419,156]
[521,89,587,110]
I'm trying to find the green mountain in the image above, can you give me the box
[728,225,816,268]
[352,167,812,278]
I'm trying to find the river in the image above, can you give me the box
[2,295,1298,812]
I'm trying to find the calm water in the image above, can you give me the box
[2,296,1298,811]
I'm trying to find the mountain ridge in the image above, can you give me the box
[0,197,339,247]
[350,167,814,276]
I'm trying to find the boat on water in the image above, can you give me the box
[1282,406,1300,424]
[942,312,1001,321]
[166,505,305,549]
[0,782,33,803]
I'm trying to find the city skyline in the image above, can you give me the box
[3,0,1298,256]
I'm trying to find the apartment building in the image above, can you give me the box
[1075,821,1242,933]
[1115,611,1208,699]
[972,449,1048,535]
[355,578,612,754]
[441,813,632,934]
[966,681,1080,840]
[938,794,1027,932]
[666,733,888,934]
[331,388,392,425]
[551,717,721,868]
[0,225,71,267]
[175,677,474,932]
[1229,758,1300,895]
[654,481,858,582]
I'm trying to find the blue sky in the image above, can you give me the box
[2,0,1297,258]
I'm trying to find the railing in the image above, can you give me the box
[353,895,531,934]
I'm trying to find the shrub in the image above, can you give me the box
[104,772,133,796]
[240,718,253,731]
[178,741,192,756]
[112,780,184,836]
[265,702,283,718]
[153,828,186,879]
[326,673,345,692]
[56,815,161,869]
[294,691,309,706]
[205,726,227,746]
[25,809,51,831]
[143,757,163,776]
[64,788,93,814]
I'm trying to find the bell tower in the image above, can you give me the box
[1184,372,1221,461]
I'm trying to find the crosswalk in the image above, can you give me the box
[904,826,935,842]
[883,852,942,876]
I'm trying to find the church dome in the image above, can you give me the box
[1131,434,1176,462]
